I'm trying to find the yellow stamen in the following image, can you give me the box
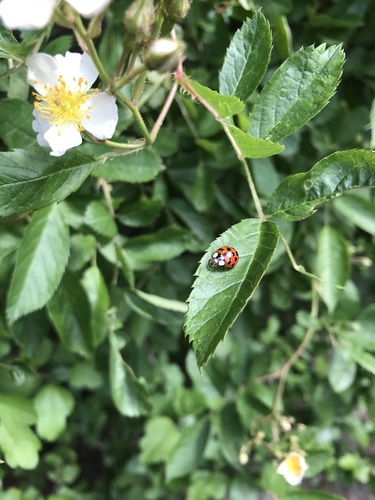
[285,454,303,475]
[33,75,95,132]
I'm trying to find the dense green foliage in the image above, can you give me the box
[1,0,375,498]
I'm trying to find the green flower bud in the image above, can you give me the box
[124,0,156,45]
[162,0,191,22]
[144,38,186,73]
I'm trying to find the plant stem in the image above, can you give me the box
[271,284,319,415]
[114,91,152,144]
[150,79,178,141]
[115,33,133,76]
[103,139,146,150]
[116,63,147,89]
[175,71,265,219]
[223,126,265,220]
[131,71,148,103]
[280,233,322,281]
[74,16,109,86]
[98,178,115,217]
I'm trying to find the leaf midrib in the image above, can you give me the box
[255,46,342,139]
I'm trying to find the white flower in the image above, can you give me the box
[27,51,118,156]
[65,0,112,19]
[0,0,56,29]
[277,452,308,486]
[0,0,111,29]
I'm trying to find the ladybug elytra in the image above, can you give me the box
[209,246,239,269]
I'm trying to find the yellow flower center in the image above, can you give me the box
[285,454,303,475]
[33,75,97,135]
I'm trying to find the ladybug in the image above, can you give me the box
[209,246,239,269]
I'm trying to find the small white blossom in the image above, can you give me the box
[277,452,308,486]
[65,0,111,18]
[0,0,56,29]
[0,0,111,29]
[27,51,118,156]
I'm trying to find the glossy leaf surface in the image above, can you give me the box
[226,124,284,158]
[267,150,375,221]
[0,147,95,217]
[48,272,93,357]
[7,203,70,324]
[109,332,151,417]
[248,44,344,141]
[34,385,75,441]
[185,219,279,367]
[92,148,165,183]
[166,417,210,481]
[184,77,244,117]
[219,12,271,102]
[0,394,41,470]
[316,226,350,312]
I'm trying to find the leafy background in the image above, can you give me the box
[1,0,375,499]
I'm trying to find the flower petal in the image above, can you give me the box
[277,452,308,486]
[44,123,83,157]
[0,0,56,29]
[27,53,59,94]
[82,92,118,140]
[66,0,111,18]
[54,52,98,90]
[32,109,50,148]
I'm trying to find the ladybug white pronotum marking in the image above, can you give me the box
[209,246,239,269]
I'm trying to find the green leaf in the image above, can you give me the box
[0,25,30,59]
[68,233,96,272]
[260,463,287,496]
[184,77,244,117]
[140,416,180,464]
[218,403,247,468]
[125,290,184,328]
[187,471,228,500]
[219,11,272,101]
[248,44,344,141]
[69,362,103,390]
[333,193,375,235]
[339,305,375,351]
[34,385,75,442]
[109,332,151,417]
[267,150,375,221]
[84,201,117,238]
[124,225,191,268]
[350,349,375,375]
[172,387,206,416]
[226,124,284,158]
[7,203,70,324]
[315,226,350,312]
[81,266,110,346]
[0,394,41,470]
[115,243,135,288]
[0,146,95,217]
[47,271,93,357]
[92,148,165,183]
[166,417,210,481]
[284,492,347,500]
[0,227,21,260]
[305,449,334,478]
[117,199,162,227]
[0,100,35,149]
[169,198,214,246]
[134,289,188,313]
[328,348,356,393]
[185,219,279,367]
